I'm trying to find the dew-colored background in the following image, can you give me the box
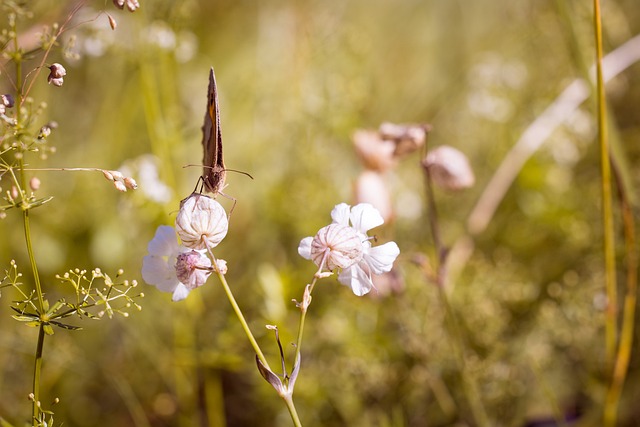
[1,0,640,425]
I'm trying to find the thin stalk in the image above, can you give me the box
[31,325,46,425]
[283,395,303,427]
[604,178,637,426]
[214,269,269,369]
[424,171,490,427]
[593,0,617,367]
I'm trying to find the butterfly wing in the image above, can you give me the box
[202,67,226,195]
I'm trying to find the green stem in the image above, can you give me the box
[215,270,270,369]
[32,324,46,425]
[593,0,617,368]
[283,394,303,427]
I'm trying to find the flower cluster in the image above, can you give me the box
[298,203,400,296]
[142,195,228,301]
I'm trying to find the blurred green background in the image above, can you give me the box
[1,0,640,425]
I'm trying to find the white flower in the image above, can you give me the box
[298,224,363,271]
[299,203,400,296]
[176,194,228,250]
[142,225,212,301]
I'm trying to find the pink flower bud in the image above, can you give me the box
[29,177,41,191]
[124,177,138,190]
[114,180,127,192]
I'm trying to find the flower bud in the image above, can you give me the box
[422,145,475,191]
[176,195,229,250]
[113,180,127,192]
[215,259,228,275]
[126,0,140,12]
[102,170,115,181]
[29,177,41,191]
[124,176,138,190]
[107,14,117,30]
[309,224,363,270]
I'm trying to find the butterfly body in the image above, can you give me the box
[202,67,226,195]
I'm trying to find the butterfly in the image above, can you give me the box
[201,67,226,196]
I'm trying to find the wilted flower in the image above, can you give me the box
[353,130,396,172]
[176,194,228,250]
[47,63,66,87]
[299,203,400,296]
[422,145,475,191]
[142,225,212,301]
[378,122,430,157]
[0,94,14,115]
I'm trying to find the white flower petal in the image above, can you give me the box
[364,241,400,274]
[298,237,313,260]
[350,203,384,233]
[142,255,179,292]
[172,283,191,301]
[147,225,179,256]
[330,203,351,225]
[338,262,374,296]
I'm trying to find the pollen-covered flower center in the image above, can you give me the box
[310,224,363,271]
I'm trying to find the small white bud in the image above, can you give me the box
[123,176,138,190]
[113,180,127,192]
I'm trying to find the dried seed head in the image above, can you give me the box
[422,145,475,191]
[352,129,396,172]
[175,195,229,250]
[310,223,364,270]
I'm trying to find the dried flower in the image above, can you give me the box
[175,194,228,250]
[142,225,211,301]
[299,203,400,296]
[353,130,396,172]
[47,63,66,87]
[378,122,430,157]
[1,94,14,108]
[422,145,475,191]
